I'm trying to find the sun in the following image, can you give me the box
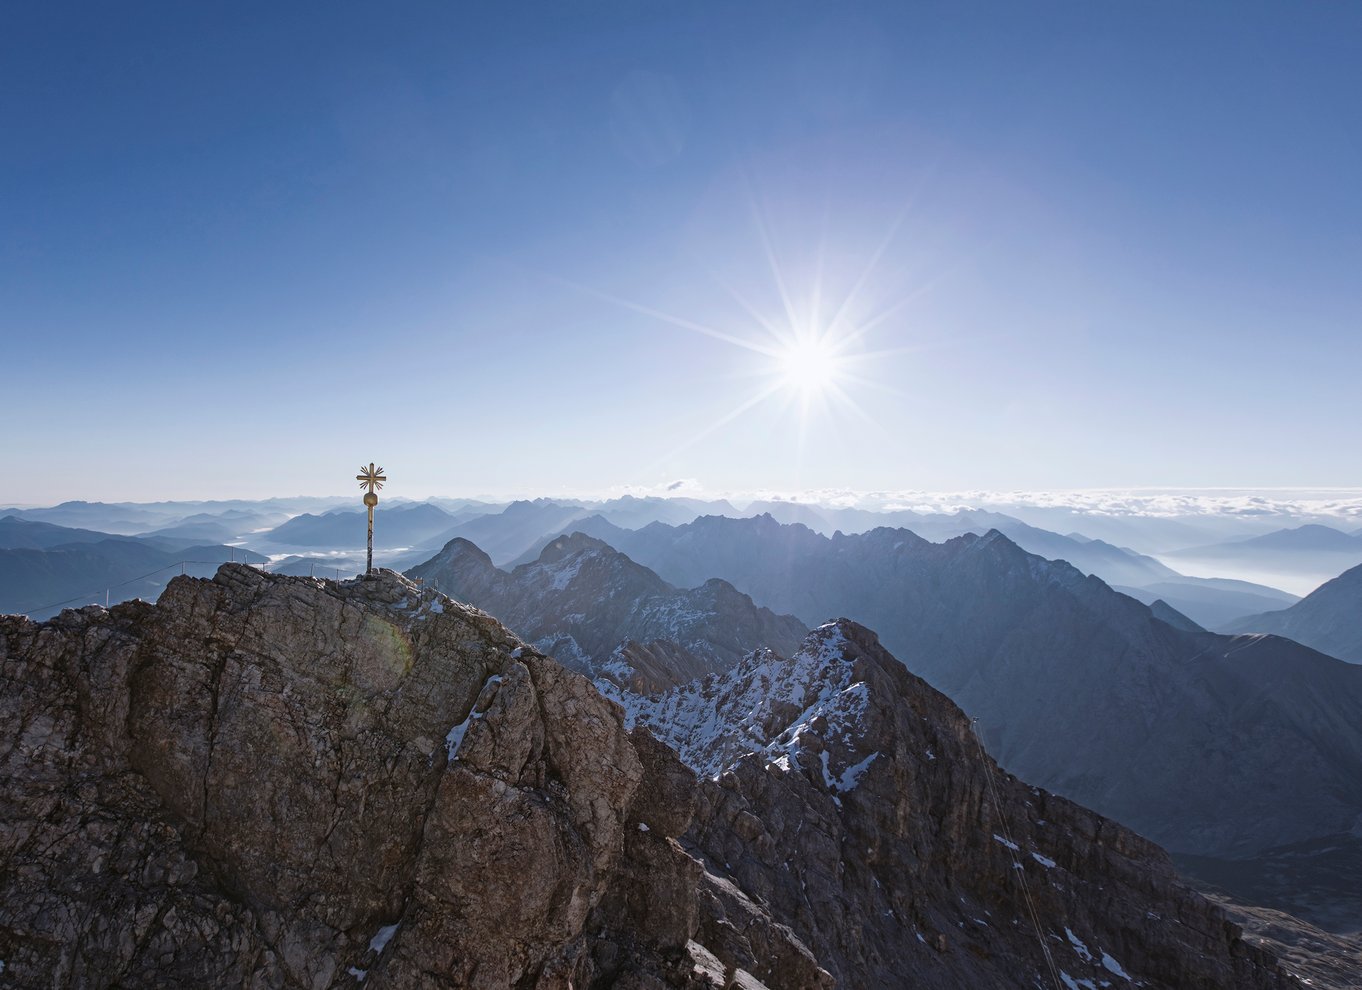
[558,193,922,461]
[776,335,841,395]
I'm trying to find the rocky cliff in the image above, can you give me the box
[0,565,1299,988]
[615,621,1299,989]
[0,564,823,988]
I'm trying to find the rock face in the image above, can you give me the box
[405,534,807,693]
[1223,561,1362,663]
[0,565,1301,988]
[617,621,1298,990]
[0,564,824,989]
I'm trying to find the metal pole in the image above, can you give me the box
[357,462,385,577]
[367,503,374,575]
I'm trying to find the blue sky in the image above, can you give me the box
[3,2,1359,502]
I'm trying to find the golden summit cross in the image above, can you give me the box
[357,462,386,574]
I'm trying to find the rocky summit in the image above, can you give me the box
[0,565,1300,988]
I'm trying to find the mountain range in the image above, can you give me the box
[496,516,1362,882]
[16,497,1353,628]
[514,512,1297,629]
[0,516,266,619]
[262,502,464,549]
[1162,525,1362,596]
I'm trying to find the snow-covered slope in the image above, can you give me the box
[606,623,875,788]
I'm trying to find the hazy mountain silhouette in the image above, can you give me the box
[1222,561,1362,663]
[424,499,597,565]
[0,515,152,550]
[1165,524,1362,592]
[0,537,267,619]
[514,508,1295,628]
[262,502,456,548]
[1115,578,1299,628]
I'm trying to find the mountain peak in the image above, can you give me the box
[536,530,611,563]
[431,536,495,568]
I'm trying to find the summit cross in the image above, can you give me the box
[356,462,386,575]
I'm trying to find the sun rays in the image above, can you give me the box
[554,192,942,469]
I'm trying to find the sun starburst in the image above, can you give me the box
[558,190,939,469]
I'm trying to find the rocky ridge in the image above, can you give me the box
[0,564,824,988]
[0,565,1301,988]
[616,621,1299,989]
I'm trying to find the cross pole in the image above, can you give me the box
[356,462,386,575]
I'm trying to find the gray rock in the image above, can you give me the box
[0,565,817,988]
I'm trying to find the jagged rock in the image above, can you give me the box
[405,534,807,692]
[0,565,820,988]
[621,621,1301,990]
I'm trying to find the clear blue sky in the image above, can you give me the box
[4,2,1359,503]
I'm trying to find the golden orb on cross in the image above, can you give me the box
[363,491,378,508]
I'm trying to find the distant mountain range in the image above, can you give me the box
[0,517,266,619]
[1223,561,1362,663]
[406,532,807,691]
[1180,524,1362,555]
[1162,524,1362,595]
[500,515,1362,882]
[514,511,1297,629]
[416,496,756,565]
[261,502,462,549]
[19,494,1362,634]
[18,496,1362,616]
[425,499,596,564]
[0,498,337,536]
[1,514,149,550]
